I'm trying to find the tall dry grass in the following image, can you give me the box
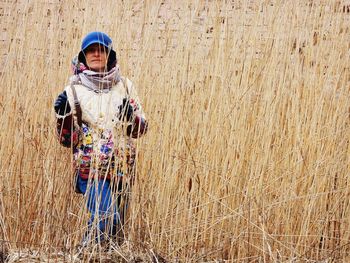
[0,0,349,261]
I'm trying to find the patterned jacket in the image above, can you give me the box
[55,77,147,180]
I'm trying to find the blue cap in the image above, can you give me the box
[81,31,113,50]
[78,31,117,69]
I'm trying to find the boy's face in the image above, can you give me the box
[84,43,108,72]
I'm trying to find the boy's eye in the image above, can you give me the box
[86,46,106,53]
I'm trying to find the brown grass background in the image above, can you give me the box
[0,0,349,261]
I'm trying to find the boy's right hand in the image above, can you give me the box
[54,91,71,115]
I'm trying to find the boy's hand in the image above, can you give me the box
[54,91,71,115]
[118,98,134,122]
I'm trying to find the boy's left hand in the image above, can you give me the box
[118,98,134,122]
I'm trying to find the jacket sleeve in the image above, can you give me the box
[127,115,148,138]
[124,78,148,138]
[54,91,79,147]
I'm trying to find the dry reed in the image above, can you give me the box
[0,0,349,262]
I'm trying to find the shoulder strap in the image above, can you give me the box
[120,77,130,97]
[70,84,82,127]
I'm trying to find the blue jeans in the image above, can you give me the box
[76,176,121,242]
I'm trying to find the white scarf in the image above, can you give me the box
[70,65,121,93]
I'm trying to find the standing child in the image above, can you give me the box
[54,31,147,244]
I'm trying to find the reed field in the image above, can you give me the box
[0,0,349,262]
